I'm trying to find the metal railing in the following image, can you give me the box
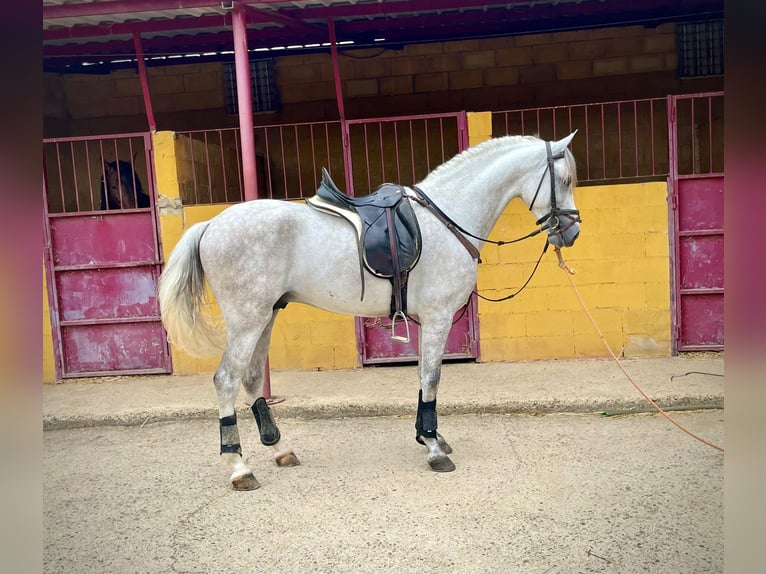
[174,94,723,205]
[175,121,344,204]
[493,98,670,185]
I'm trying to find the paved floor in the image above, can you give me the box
[44,411,724,573]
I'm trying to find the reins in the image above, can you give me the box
[410,140,580,305]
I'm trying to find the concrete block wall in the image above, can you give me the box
[44,22,722,137]
[475,181,671,361]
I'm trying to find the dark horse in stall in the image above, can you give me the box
[100,160,151,210]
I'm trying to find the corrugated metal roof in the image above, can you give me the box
[43,0,724,72]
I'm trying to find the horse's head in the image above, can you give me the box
[101,159,144,209]
[526,132,581,248]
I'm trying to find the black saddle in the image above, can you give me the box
[307,168,422,341]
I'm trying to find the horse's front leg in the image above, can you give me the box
[242,310,300,468]
[417,318,456,472]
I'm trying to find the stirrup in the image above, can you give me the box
[390,311,411,343]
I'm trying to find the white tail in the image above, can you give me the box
[157,221,226,357]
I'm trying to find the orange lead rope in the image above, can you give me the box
[553,247,724,453]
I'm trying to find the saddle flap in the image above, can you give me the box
[360,196,421,278]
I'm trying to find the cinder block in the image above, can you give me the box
[525,309,574,338]
[405,42,445,56]
[643,33,676,53]
[567,41,607,61]
[463,50,496,69]
[485,67,520,87]
[346,78,379,97]
[645,281,671,309]
[444,39,480,53]
[414,72,448,92]
[557,61,593,80]
[449,70,483,90]
[645,233,670,258]
[333,342,359,369]
[477,338,505,362]
[593,57,629,76]
[502,337,530,361]
[379,76,413,96]
[519,64,556,84]
[630,54,666,73]
[533,43,570,64]
[106,97,142,116]
[515,33,553,46]
[606,37,644,56]
[496,47,533,67]
[527,334,575,359]
[114,77,143,97]
[623,334,670,357]
[572,308,622,336]
[149,74,185,95]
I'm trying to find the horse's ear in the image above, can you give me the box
[552,130,577,153]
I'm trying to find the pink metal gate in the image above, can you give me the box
[44,133,171,378]
[668,93,724,351]
[342,112,480,364]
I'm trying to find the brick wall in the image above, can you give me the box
[44,23,722,137]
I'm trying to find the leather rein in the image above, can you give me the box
[410,141,581,304]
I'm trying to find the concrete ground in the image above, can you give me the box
[43,355,724,573]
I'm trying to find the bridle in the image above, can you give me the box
[411,139,580,252]
[528,141,581,241]
[410,139,581,304]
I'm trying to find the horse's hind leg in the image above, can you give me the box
[214,320,269,491]
[242,310,300,468]
[417,317,456,472]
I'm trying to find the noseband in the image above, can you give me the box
[529,141,581,238]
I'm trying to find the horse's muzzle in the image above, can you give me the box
[547,214,580,247]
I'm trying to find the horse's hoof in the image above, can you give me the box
[429,455,456,473]
[275,452,301,467]
[231,473,261,491]
[436,433,453,455]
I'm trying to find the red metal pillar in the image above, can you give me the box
[327,18,353,195]
[232,4,279,402]
[132,32,156,132]
[232,3,259,201]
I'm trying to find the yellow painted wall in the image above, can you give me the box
[42,265,56,382]
[476,182,671,361]
[468,111,670,361]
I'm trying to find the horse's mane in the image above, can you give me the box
[424,134,577,188]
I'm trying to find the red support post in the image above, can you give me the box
[232,4,280,402]
[327,18,354,195]
[232,3,259,201]
[132,32,156,132]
